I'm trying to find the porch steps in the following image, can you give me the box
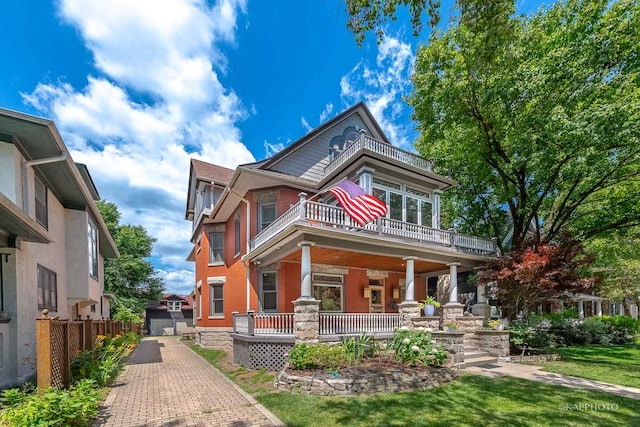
[459,347,497,369]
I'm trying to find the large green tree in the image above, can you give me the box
[97,201,164,317]
[586,228,640,313]
[347,0,640,252]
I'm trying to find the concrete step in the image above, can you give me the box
[464,346,480,352]
[458,356,498,369]
[464,350,491,360]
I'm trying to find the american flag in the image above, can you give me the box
[327,180,388,226]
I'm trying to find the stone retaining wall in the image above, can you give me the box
[275,367,458,396]
[432,331,465,364]
[512,353,562,363]
[410,317,440,330]
[196,327,233,348]
[472,330,510,357]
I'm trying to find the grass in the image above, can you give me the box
[186,342,640,427]
[258,374,640,427]
[537,344,640,388]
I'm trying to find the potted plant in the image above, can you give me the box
[442,320,459,331]
[420,296,440,316]
[488,319,504,331]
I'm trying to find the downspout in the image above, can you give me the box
[226,188,251,312]
[22,153,68,213]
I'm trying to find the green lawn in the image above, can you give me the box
[185,342,640,427]
[258,374,640,427]
[538,344,640,388]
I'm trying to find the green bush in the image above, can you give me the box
[342,334,372,364]
[0,379,100,427]
[509,311,639,350]
[71,332,138,386]
[287,343,346,371]
[390,327,447,367]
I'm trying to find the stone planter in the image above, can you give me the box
[424,305,436,316]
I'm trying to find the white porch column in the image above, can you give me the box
[298,241,315,300]
[403,256,418,302]
[596,300,602,316]
[446,263,461,304]
[577,300,585,319]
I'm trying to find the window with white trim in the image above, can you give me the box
[372,178,433,227]
[312,273,344,312]
[209,283,224,316]
[167,301,181,311]
[88,216,99,279]
[34,176,48,228]
[209,231,224,264]
[37,264,57,311]
[260,271,277,312]
[234,214,241,256]
[258,202,277,232]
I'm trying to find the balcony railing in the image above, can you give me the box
[233,311,294,336]
[325,134,435,176]
[249,200,497,255]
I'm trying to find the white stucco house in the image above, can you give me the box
[0,108,119,388]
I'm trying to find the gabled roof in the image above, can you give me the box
[191,158,234,185]
[0,108,118,258]
[256,102,389,170]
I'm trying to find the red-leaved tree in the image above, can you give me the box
[477,234,595,319]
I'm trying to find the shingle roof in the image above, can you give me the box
[191,159,234,184]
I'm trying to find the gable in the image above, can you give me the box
[268,110,385,182]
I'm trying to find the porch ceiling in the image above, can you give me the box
[281,247,445,274]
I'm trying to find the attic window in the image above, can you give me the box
[329,126,360,159]
[167,301,181,311]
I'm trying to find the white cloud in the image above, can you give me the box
[22,0,254,294]
[318,103,333,122]
[300,116,312,132]
[340,35,416,148]
[264,140,286,157]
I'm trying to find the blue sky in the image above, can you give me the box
[0,0,546,294]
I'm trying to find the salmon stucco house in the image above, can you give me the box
[0,108,119,388]
[185,103,502,369]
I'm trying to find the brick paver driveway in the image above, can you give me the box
[95,336,284,427]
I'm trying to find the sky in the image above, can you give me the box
[0,0,546,295]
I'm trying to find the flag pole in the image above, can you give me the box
[305,176,350,202]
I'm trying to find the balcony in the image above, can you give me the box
[324,133,435,177]
[250,200,498,256]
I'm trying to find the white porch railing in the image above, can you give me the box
[234,314,249,335]
[254,313,295,335]
[249,200,497,255]
[324,134,435,176]
[319,313,403,335]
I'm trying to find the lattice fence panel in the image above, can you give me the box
[233,340,293,371]
[49,322,68,389]
[91,322,99,347]
[68,322,83,363]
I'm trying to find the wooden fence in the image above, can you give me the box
[36,314,142,390]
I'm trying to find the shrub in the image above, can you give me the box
[342,334,372,365]
[72,332,138,386]
[0,379,100,427]
[287,343,346,371]
[390,327,447,367]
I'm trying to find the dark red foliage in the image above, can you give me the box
[477,234,595,318]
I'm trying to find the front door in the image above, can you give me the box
[369,283,384,313]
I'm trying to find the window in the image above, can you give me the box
[258,202,277,232]
[37,265,57,311]
[34,176,48,228]
[209,284,224,316]
[197,283,202,318]
[167,301,181,311]
[234,215,241,256]
[373,178,433,227]
[88,216,99,279]
[312,274,344,312]
[209,232,224,264]
[260,272,277,312]
[90,304,96,313]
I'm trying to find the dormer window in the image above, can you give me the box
[167,301,181,311]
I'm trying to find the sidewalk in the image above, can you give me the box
[465,362,640,400]
[95,336,284,427]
